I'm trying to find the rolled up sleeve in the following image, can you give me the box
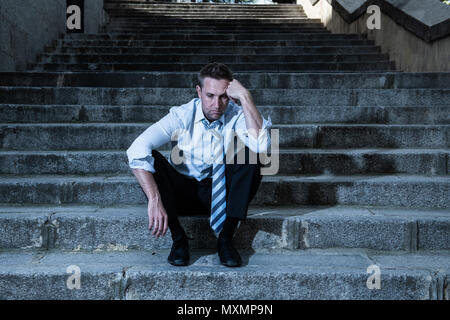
[235,112,272,154]
[126,107,182,173]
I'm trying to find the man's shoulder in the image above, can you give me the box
[169,98,197,113]
[167,98,198,123]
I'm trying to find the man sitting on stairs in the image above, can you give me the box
[126,62,272,267]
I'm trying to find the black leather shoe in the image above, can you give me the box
[168,234,190,266]
[217,237,242,267]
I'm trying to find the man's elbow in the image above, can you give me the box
[247,133,271,154]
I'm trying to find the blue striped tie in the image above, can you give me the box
[202,119,227,235]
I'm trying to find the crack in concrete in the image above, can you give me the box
[298,219,308,249]
[366,251,447,300]
[31,251,46,264]
[112,266,133,300]
[408,220,418,252]
[40,212,58,250]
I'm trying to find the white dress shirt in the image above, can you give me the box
[126,98,272,181]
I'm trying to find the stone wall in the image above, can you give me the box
[0,0,107,72]
[298,0,450,72]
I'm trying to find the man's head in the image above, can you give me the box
[196,63,234,123]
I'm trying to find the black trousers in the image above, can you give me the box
[151,146,263,233]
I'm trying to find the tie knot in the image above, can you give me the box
[202,118,222,130]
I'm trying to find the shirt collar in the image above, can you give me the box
[194,98,228,127]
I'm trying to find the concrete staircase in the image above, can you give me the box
[0,1,449,299]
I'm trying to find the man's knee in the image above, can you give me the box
[225,150,263,221]
[226,145,263,181]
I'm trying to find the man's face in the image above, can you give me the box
[196,77,230,123]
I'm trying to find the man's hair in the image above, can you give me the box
[197,62,233,88]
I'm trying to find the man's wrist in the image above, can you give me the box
[238,90,253,106]
[148,192,161,202]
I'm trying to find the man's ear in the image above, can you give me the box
[195,85,201,98]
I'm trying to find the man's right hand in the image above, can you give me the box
[147,196,168,238]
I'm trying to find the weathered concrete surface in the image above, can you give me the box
[298,0,450,71]
[1,205,449,251]
[0,123,448,150]
[1,149,448,175]
[0,175,448,209]
[0,0,107,72]
[2,72,450,89]
[1,104,449,125]
[1,87,450,106]
[304,0,450,40]
[0,248,448,299]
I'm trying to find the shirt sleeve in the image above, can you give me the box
[234,111,272,154]
[126,106,182,173]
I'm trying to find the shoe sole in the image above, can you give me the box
[168,259,189,266]
[220,259,242,267]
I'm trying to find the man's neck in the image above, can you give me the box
[202,110,215,124]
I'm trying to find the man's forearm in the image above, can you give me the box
[239,90,263,139]
[132,168,161,201]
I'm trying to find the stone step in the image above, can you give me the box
[0,123,447,150]
[105,8,305,13]
[103,28,327,34]
[105,12,306,17]
[103,22,325,29]
[105,5,302,8]
[103,19,323,25]
[103,6,304,10]
[104,3,303,9]
[45,45,381,55]
[62,33,361,41]
[105,7,304,11]
[107,15,307,19]
[104,5,303,10]
[103,27,329,33]
[1,87,448,106]
[106,18,326,27]
[104,1,299,5]
[1,205,449,251]
[104,5,304,9]
[104,1,299,7]
[102,26,327,33]
[33,62,395,72]
[53,39,374,47]
[3,248,447,299]
[0,174,448,208]
[1,148,448,175]
[6,72,450,89]
[107,14,309,19]
[38,53,390,65]
[101,22,331,31]
[2,104,448,124]
[105,17,314,23]
[107,14,305,18]
[104,5,304,11]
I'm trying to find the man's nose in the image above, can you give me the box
[213,97,221,109]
